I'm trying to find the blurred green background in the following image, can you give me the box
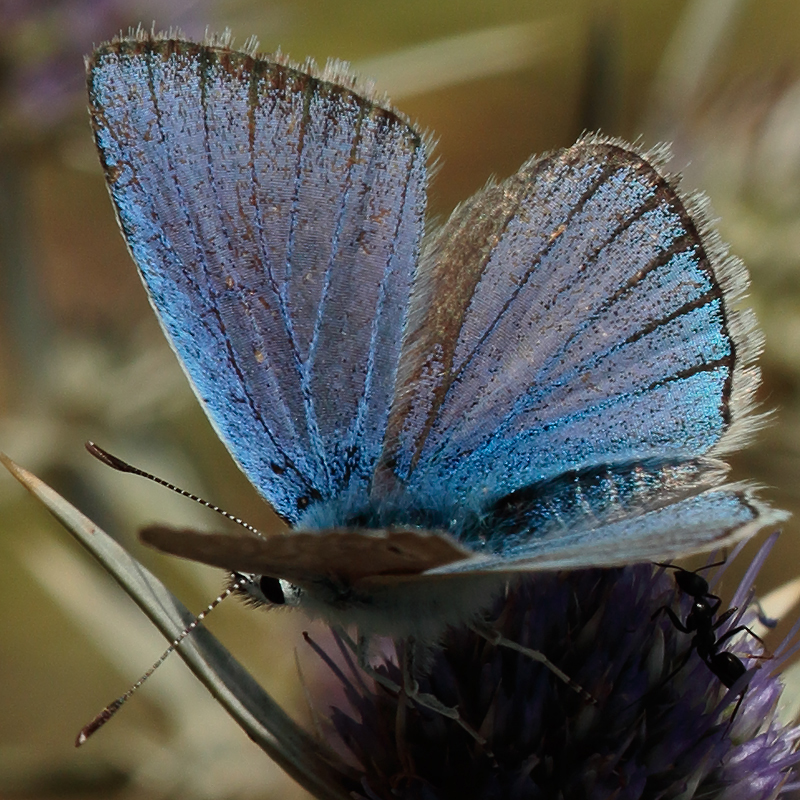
[2,0,800,797]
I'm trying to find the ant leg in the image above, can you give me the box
[652,605,692,633]
[710,607,738,632]
[716,623,766,651]
[706,595,722,615]
[657,643,698,689]
[729,691,746,724]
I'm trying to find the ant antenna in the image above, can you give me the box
[76,573,250,746]
[85,441,266,539]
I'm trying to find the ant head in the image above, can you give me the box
[673,568,710,598]
[655,560,726,600]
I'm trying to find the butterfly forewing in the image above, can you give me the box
[88,38,427,523]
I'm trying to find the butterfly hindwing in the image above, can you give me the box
[381,142,752,501]
[140,524,474,584]
[437,472,782,572]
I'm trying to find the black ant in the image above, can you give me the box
[653,561,765,699]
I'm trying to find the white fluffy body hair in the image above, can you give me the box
[289,571,509,643]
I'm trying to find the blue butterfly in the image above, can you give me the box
[86,32,787,643]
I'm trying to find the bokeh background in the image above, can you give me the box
[2,0,800,797]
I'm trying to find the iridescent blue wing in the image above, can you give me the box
[378,139,785,560]
[426,483,778,574]
[88,35,427,523]
[437,465,785,571]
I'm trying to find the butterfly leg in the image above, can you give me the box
[335,627,487,745]
[470,620,595,703]
[399,637,488,746]
[330,626,405,695]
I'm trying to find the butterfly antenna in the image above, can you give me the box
[75,574,249,746]
[85,441,264,538]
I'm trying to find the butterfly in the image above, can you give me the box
[86,31,787,644]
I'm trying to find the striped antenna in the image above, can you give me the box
[85,441,266,538]
[76,574,250,746]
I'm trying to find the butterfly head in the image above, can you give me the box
[226,563,508,642]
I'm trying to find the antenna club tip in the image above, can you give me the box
[76,698,123,746]
[85,442,133,473]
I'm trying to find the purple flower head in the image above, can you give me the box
[317,534,800,799]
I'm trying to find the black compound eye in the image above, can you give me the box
[259,575,286,605]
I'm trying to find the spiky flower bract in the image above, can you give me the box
[319,537,800,799]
